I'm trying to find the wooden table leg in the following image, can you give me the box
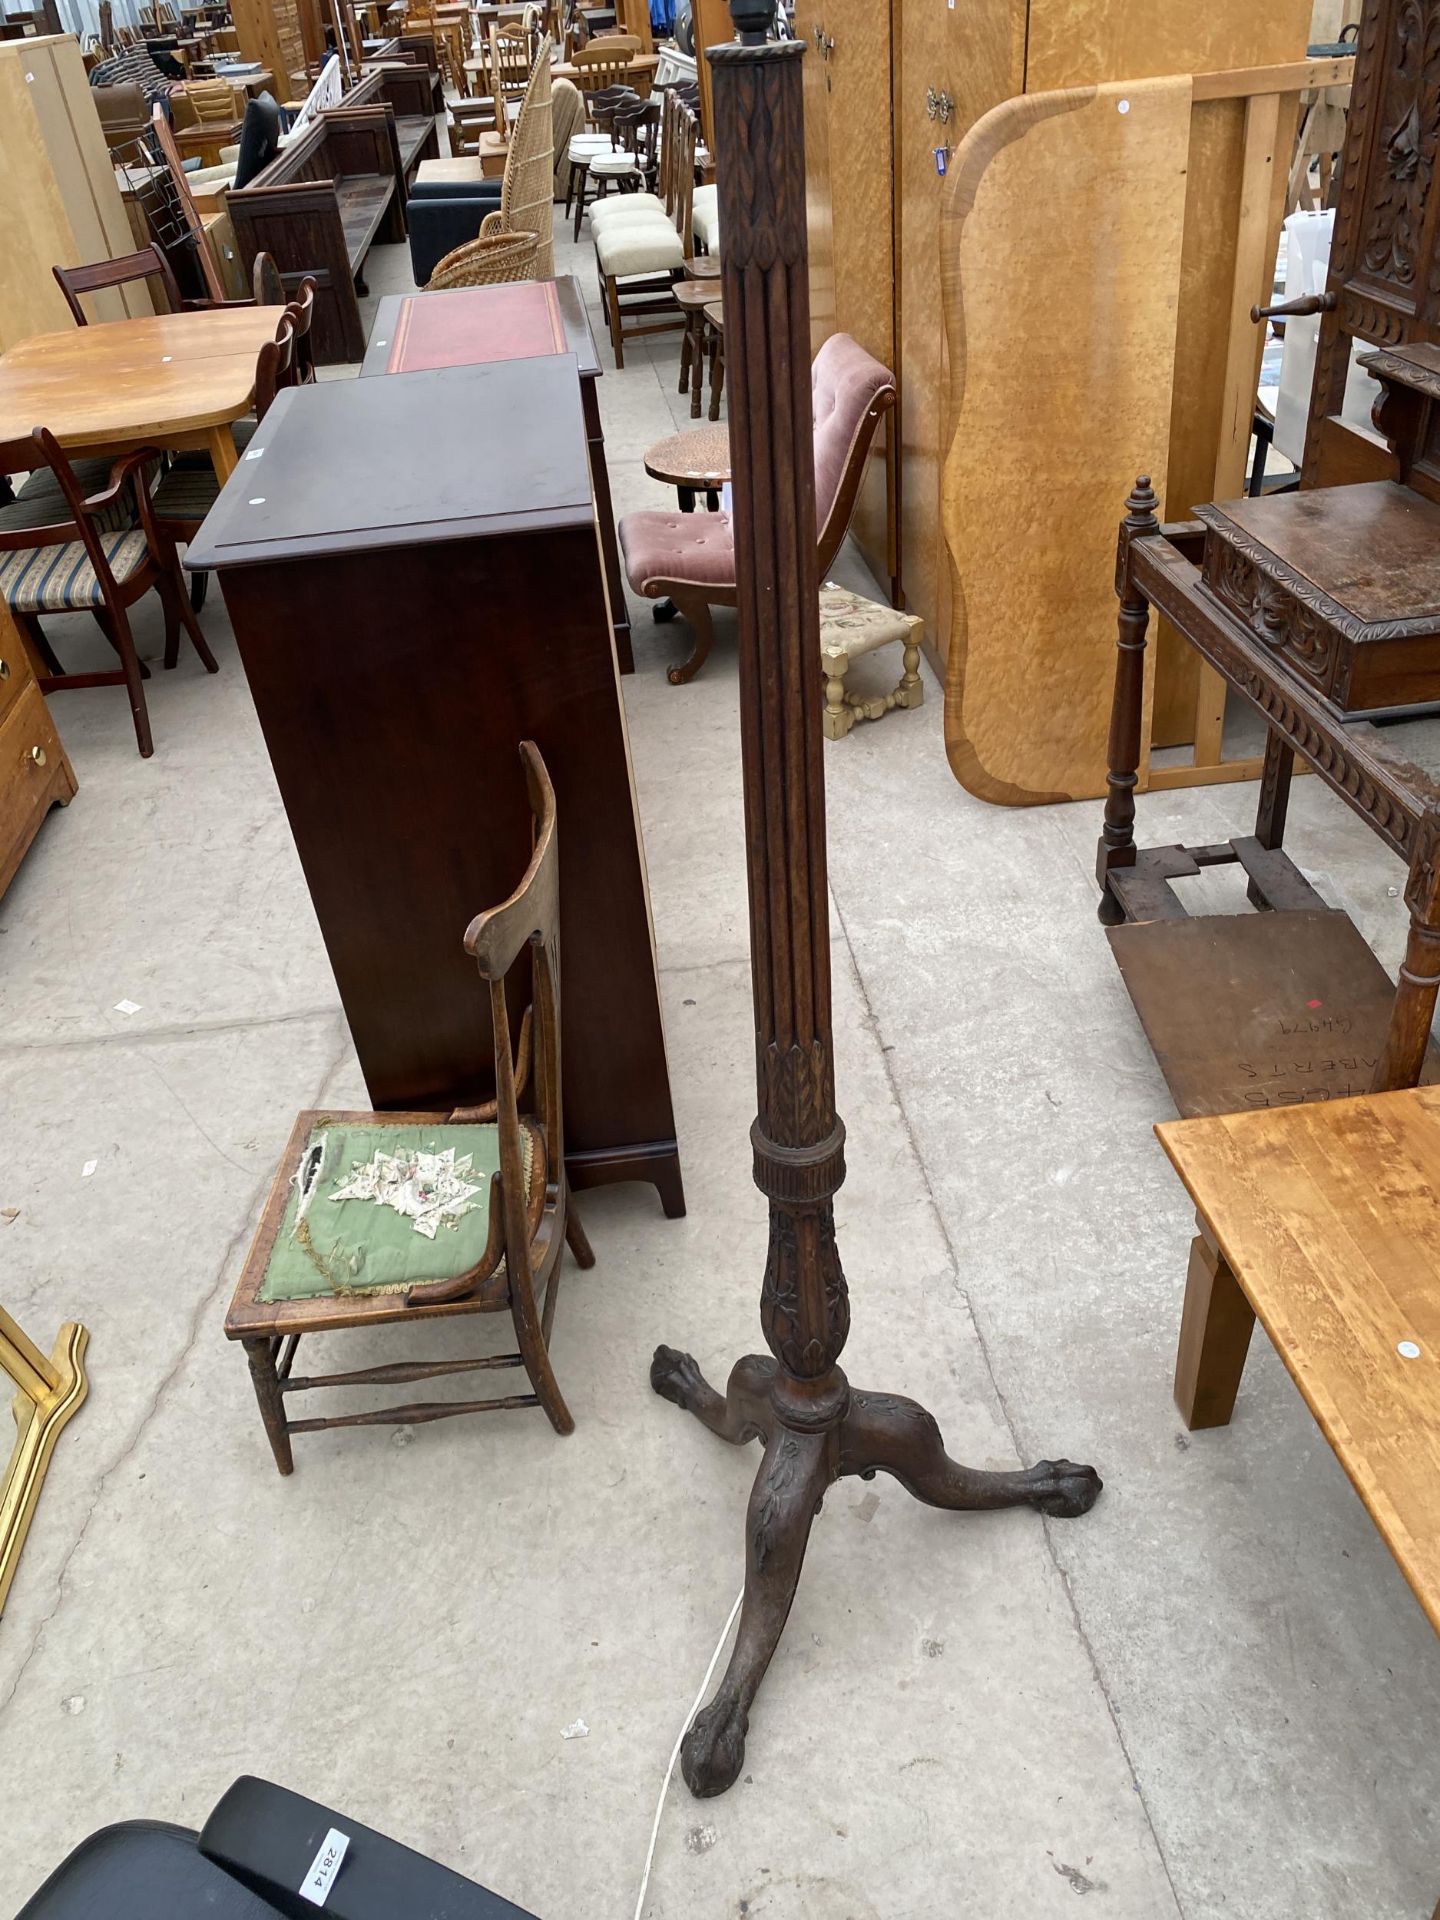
[1374,834,1440,1092]
[208,423,240,484]
[1175,1215,1256,1430]
[1248,727,1294,909]
[1096,477,1160,925]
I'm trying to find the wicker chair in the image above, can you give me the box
[426,227,539,288]
[475,34,555,279]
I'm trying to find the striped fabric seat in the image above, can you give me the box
[0,530,151,613]
[153,463,223,521]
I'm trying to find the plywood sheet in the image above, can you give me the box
[940,77,1190,804]
[895,0,1025,664]
[1025,0,1313,92]
[0,37,148,351]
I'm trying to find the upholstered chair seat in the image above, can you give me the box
[595,221,685,280]
[691,181,720,254]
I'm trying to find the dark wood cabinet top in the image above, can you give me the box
[1200,481,1440,634]
[359,275,602,383]
[186,357,594,569]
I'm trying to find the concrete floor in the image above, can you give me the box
[2,220,1439,1920]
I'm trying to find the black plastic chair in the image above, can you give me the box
[17,1777,540,1920]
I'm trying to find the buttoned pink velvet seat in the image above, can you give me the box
[619,332,897,684]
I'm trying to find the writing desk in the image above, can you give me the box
[361,278,632,673]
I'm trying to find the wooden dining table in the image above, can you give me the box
[0,309,279,481]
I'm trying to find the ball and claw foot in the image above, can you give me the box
[680,1692,750,1798]
[650,1343,706,1411]
[1027,1458,1103,1518]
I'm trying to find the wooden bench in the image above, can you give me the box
[228,102,412,363]
[350,61,441,186]
[1158,1086,1440,1917]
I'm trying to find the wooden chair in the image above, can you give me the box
[565,83,643,237]
[490,19,533,120]
[620,332,897,682]
[224,741,595,1475]
[590,93,694,367]
[570,28,637,100]
[54,236,287,323]
[152,302,305,610]
[53,244,184,323]
[0,429,217,759]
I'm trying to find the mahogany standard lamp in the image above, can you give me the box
[649,1,1104,1797]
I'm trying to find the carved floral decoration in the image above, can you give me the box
[1361,0,1440,288]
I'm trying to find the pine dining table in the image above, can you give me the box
[0,308,281,481]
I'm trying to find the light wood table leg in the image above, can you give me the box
[0,1306,89,1618]
[1174,1215,1255,1430]
[207,423,240,484]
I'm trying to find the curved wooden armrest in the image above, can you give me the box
[445,1008,533,1125]
[405,1171,505,1305]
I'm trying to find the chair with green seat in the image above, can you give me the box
[225,741,595,1476]
[0,428,217,758]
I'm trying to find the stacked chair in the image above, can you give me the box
[589,87,698,366]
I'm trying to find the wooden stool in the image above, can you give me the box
[674,280,715,420]
[819,584,924,740]
[642,419,729,511]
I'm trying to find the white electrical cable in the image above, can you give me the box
[631,1588,745,1920]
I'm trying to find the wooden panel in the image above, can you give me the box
[816,0,893,588]
[1155,1084,1440,1636]
[1025,0,1313,91]
[895,0,1025,661]
[0,36,150,351]
[940,78,1190,804]
[691,0,731,165]
[798,0,834,356]
[230,0,307,95]
[1152,85,1302,747]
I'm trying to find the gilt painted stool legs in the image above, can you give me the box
[651,11,1101,1798]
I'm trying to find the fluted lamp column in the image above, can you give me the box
[649,0,1103,1798]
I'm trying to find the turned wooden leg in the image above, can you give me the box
[243,1336,294,1475]
[840,1388,1102,1517]
[1097,478,1160,927]
[679,1424,830,1797]
[822,650,851,740]
[605,276,625,369]
[1174,1216,1255,1430]
[689,312,704,417]
[1374,914,1440,1092]
[895,633,923,710]
[1248,727,1295,909]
